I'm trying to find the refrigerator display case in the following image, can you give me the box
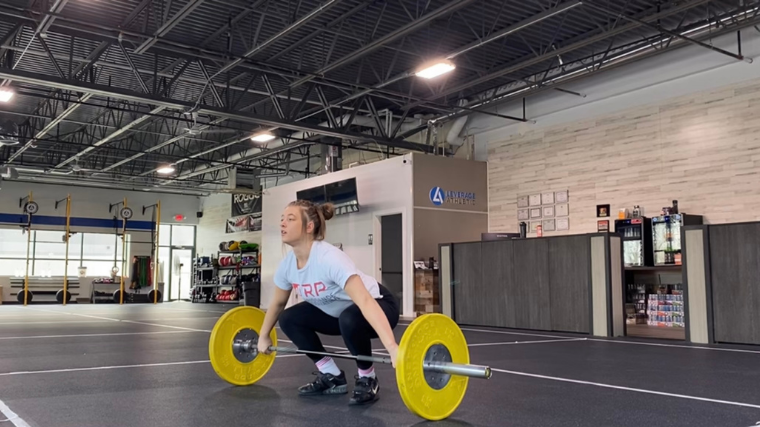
[652,214,703,265]
[615,217,653,267]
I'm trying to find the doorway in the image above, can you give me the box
[166,248,193,301]
[380,214,403,306]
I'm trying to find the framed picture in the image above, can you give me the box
[529,194,541,206]
[542,219,556,232]
[556,203,569,217]
[530,208,542,219]
[543,206,555,218]
[597,204,610,218]
[530,221,541,233]
[517,209,529,220]
[542,192,555,205]
[557,218,569,231]
[597,220,610,232]
[556,190,569,203]
[517,196,529,208]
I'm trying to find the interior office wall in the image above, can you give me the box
[486,75,760,234]
[0,181,201,227]
[411,153,488,260]
[260,155,415,315]
[195,193,262,257]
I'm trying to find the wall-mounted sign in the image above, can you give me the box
[429,186,476,206]
[231,193,262,217]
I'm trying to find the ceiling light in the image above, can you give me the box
[0,89,14,103]
[157,165,176,174]
[415,60,456,79]
[251,132,276,143]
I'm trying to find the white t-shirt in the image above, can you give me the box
[274,240,381,317]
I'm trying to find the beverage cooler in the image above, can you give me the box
[652,214,703,265]
[615,218,653,267]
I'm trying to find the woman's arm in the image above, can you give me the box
[257,286,292,354]
[344,275,399,366]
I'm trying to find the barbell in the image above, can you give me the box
[208,306,492,421]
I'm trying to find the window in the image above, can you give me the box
[86,261,121,277]
[0,224,194,277]
[171,225,194,247]
[0,229,28,258]
[83,233,121,261]
[159,224,171,246]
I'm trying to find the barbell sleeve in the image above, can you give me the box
[269,345,492,380]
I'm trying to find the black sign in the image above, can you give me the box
[231,193,262,217]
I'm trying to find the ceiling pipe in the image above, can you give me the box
[161,113,422,184]
[12,174,212,196]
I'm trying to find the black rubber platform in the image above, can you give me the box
[0,303,759,427]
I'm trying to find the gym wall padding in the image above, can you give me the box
[548,235,591,334]
[512,239,551,331]
[449,234,619,335]
[706,222,760,346]
[683,228,711,344]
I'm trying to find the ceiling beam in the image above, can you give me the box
[0,67,435,154]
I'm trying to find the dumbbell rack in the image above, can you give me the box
[210,248,260,304]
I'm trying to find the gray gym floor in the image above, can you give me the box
[1,303,759,427]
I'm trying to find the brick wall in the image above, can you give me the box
[488,77,760,234]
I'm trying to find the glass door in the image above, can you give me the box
[169,248,193,301]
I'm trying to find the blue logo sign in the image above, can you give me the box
[429,187,476,206]
[429,187,445,206]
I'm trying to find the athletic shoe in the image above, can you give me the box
[298,371,348,396]
[349,375,379,405]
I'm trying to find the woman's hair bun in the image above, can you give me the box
[320,203,335,221]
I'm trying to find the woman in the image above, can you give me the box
[257,200,400,406]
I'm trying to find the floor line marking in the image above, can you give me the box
[459,327,573,340]
[0,331,200,340]
[0,350,391,377]
[456,327,760,355]
[585,338,760,355]
[491,367,760,409]
[0,360,212,376]
[0,321,113,325]
[0,398,32,427]
[19,308,120,322]
[121,320,211,333]
[468,338,587,347]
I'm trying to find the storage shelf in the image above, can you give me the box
[218,265,260,270]
[625,265,682,271]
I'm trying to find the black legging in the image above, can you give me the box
[278,284,400,370]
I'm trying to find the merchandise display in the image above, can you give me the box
[625,283,684,328]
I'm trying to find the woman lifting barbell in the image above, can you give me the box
[257,200,400,406]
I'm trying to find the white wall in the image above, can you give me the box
[196,193,261,257]
[487,72,760,234]
[0,181,201,227]
[260,155,415,316]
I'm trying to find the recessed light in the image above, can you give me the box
[251,132,275,143]
[415,60,456,79]
[0,89,14,103]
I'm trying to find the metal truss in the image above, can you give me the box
[0,0,757,192]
